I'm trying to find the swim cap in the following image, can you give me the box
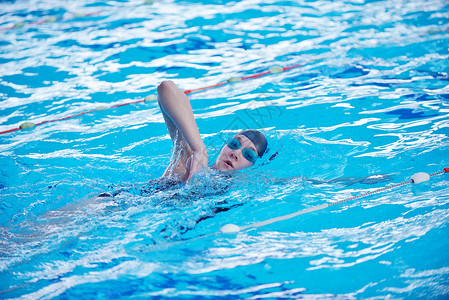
[238,129,267,157]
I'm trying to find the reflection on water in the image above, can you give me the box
[1,0,449,298]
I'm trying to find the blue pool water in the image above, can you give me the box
[1,0,449,298]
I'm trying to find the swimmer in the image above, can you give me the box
[157,80,267,182]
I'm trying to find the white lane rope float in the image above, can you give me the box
[135,168,448,252]
[220,168,449,233]
[0,63,306,136]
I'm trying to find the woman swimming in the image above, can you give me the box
[95,81,267,199]
[41,81,390,237]
[157,80,267,181]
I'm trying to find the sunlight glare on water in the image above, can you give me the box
[1,0,449,298]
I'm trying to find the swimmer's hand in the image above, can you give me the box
[185,150,209,182]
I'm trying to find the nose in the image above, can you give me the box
[230,150,240,161]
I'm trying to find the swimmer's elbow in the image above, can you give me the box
[157,80,176,94]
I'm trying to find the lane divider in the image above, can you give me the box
[151,168,448,250]
[0,63,306,136]
[220,168,449,233]
[0,1,157,32]
[183,64,303,94]
[0,11,103,31]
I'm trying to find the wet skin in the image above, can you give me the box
[213,134,258,171]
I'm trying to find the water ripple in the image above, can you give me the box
[1,0,449,298]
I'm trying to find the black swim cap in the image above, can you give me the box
[238,129,267,157]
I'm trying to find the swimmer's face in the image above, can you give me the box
[213,134,258,171]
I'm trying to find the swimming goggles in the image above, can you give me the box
[227,138,258,163]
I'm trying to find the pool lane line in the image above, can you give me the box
[0,63,307,136]
[127,169,448,251]
[420,27,449,36]
[220,168,449,233]
[0,1,157,31]
[0,11,103,31]
[182,64,304,95]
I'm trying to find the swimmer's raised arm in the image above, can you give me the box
[157,80,208,181]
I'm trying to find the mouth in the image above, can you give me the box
[224,159,233,169]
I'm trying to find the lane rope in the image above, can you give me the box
[0,0,160,32]
[134,168,448,252]
[0,63,307,136]
[0,11,103,31]
[0,0,158,32]
[220,168,449,233]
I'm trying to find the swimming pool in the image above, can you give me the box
[1,0,449,298]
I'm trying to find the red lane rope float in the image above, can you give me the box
[220,168,449,233]
[0,63,306,136]
[182,64,304,95]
